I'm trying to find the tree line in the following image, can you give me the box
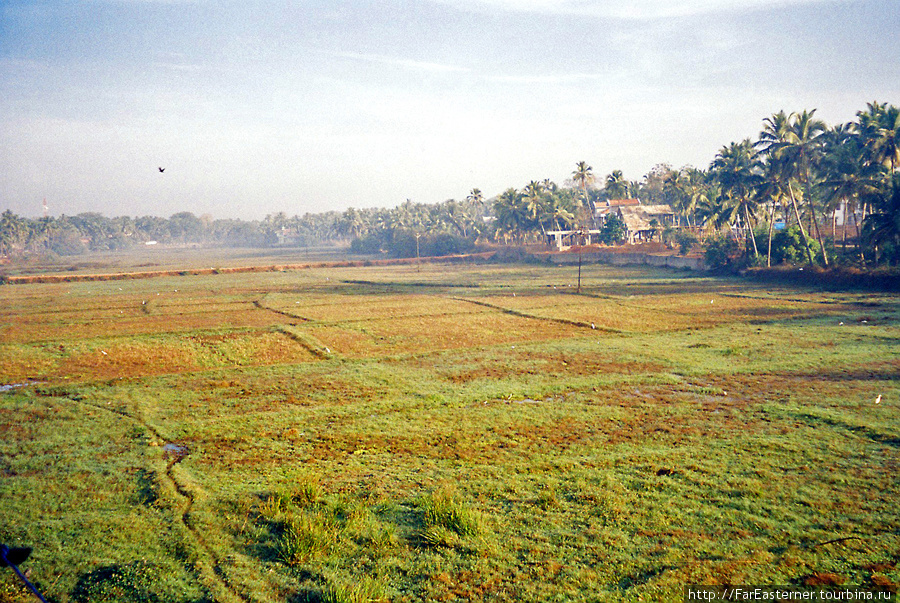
[2,101,898,266]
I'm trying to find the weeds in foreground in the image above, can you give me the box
[416,486,484,545]
[322,575,386,603]
[276,510,338,565]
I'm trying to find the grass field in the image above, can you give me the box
[1,257,898,602]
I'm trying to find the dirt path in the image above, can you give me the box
[67,395,253,603]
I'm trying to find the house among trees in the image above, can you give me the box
[616,204,677,244]
[595,198,641,223]
[594,199,677,245]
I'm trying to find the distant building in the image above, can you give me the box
[595,199,641,225]
[545,229,603,251]
[616,205,677,244]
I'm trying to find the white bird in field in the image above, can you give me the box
[591,323,596,329]
[875,395,882,404]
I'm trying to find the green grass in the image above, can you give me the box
[1,258,898,602]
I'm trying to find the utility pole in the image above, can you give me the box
[577,250,582,293]
[415,233,421,272]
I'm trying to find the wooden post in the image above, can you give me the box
[577,250,582,294]
[415,233,421,272]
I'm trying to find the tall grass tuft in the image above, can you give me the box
[276,510,336,565]
[322,575,385,603]
[417,486,483,543]
[292,473,320,508]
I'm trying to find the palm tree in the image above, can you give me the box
[494,188,527,244]
[671,167,710,228]
[572,161,594,201]
[757,159,793,266]
[819,124,884,259]
[784,110,830,264]
[862,173,900,263]
[572,161,595,229]
[858,102,900,177]
[711,140,763,257]
[523,180,548,235]
[694,183,733,239]
[604,170,628,199]
[757,110,818,264]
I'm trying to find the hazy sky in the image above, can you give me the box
[2,0,898,220]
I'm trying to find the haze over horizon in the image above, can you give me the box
[2,0,898,221]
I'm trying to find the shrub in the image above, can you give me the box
[599,214,626,245]
[770,226,820,265]
[672,229,698,255]
[703,236,741,272]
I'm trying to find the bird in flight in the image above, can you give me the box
[158,167,165,173]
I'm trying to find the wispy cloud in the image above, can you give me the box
[488,72,605,84]
[323,50,470,74]
[436,0,843,19]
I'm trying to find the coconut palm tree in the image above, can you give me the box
[757,110,818,264]
[711,140,764,257]
[494,188,527,244]
[671,167,710,228]
[756,158,795,266]
[523,180,548,236]
[862,173,900,263]
[572,161,595,230]
[604,170,628,199]
[819,124,884,259]
[572,161,594,203]
[783,110,830,263]
[858,102,900,178]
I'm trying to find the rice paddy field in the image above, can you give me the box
[1,257,898,602]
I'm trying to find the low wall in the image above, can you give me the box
[546,250,706,271]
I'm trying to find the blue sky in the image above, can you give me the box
[2,0,898,220]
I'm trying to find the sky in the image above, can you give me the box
[1,0,898,220]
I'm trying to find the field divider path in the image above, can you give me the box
[449,296,623,333]
[273,324,336,359]
[62,394,254,603]
[252,298,314,322]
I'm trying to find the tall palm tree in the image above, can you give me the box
[711,139,764,257]
[758,110,818,264]
[819,124,884,258]
[784,110,830,264]
[494,188,527,244]
[523,180,548,235]
[757,158,794,266]
[672,167,710,228]
[694,183,732,239]
[858,102,900,178]
[862,173,900,263]
[572,161,595,229]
